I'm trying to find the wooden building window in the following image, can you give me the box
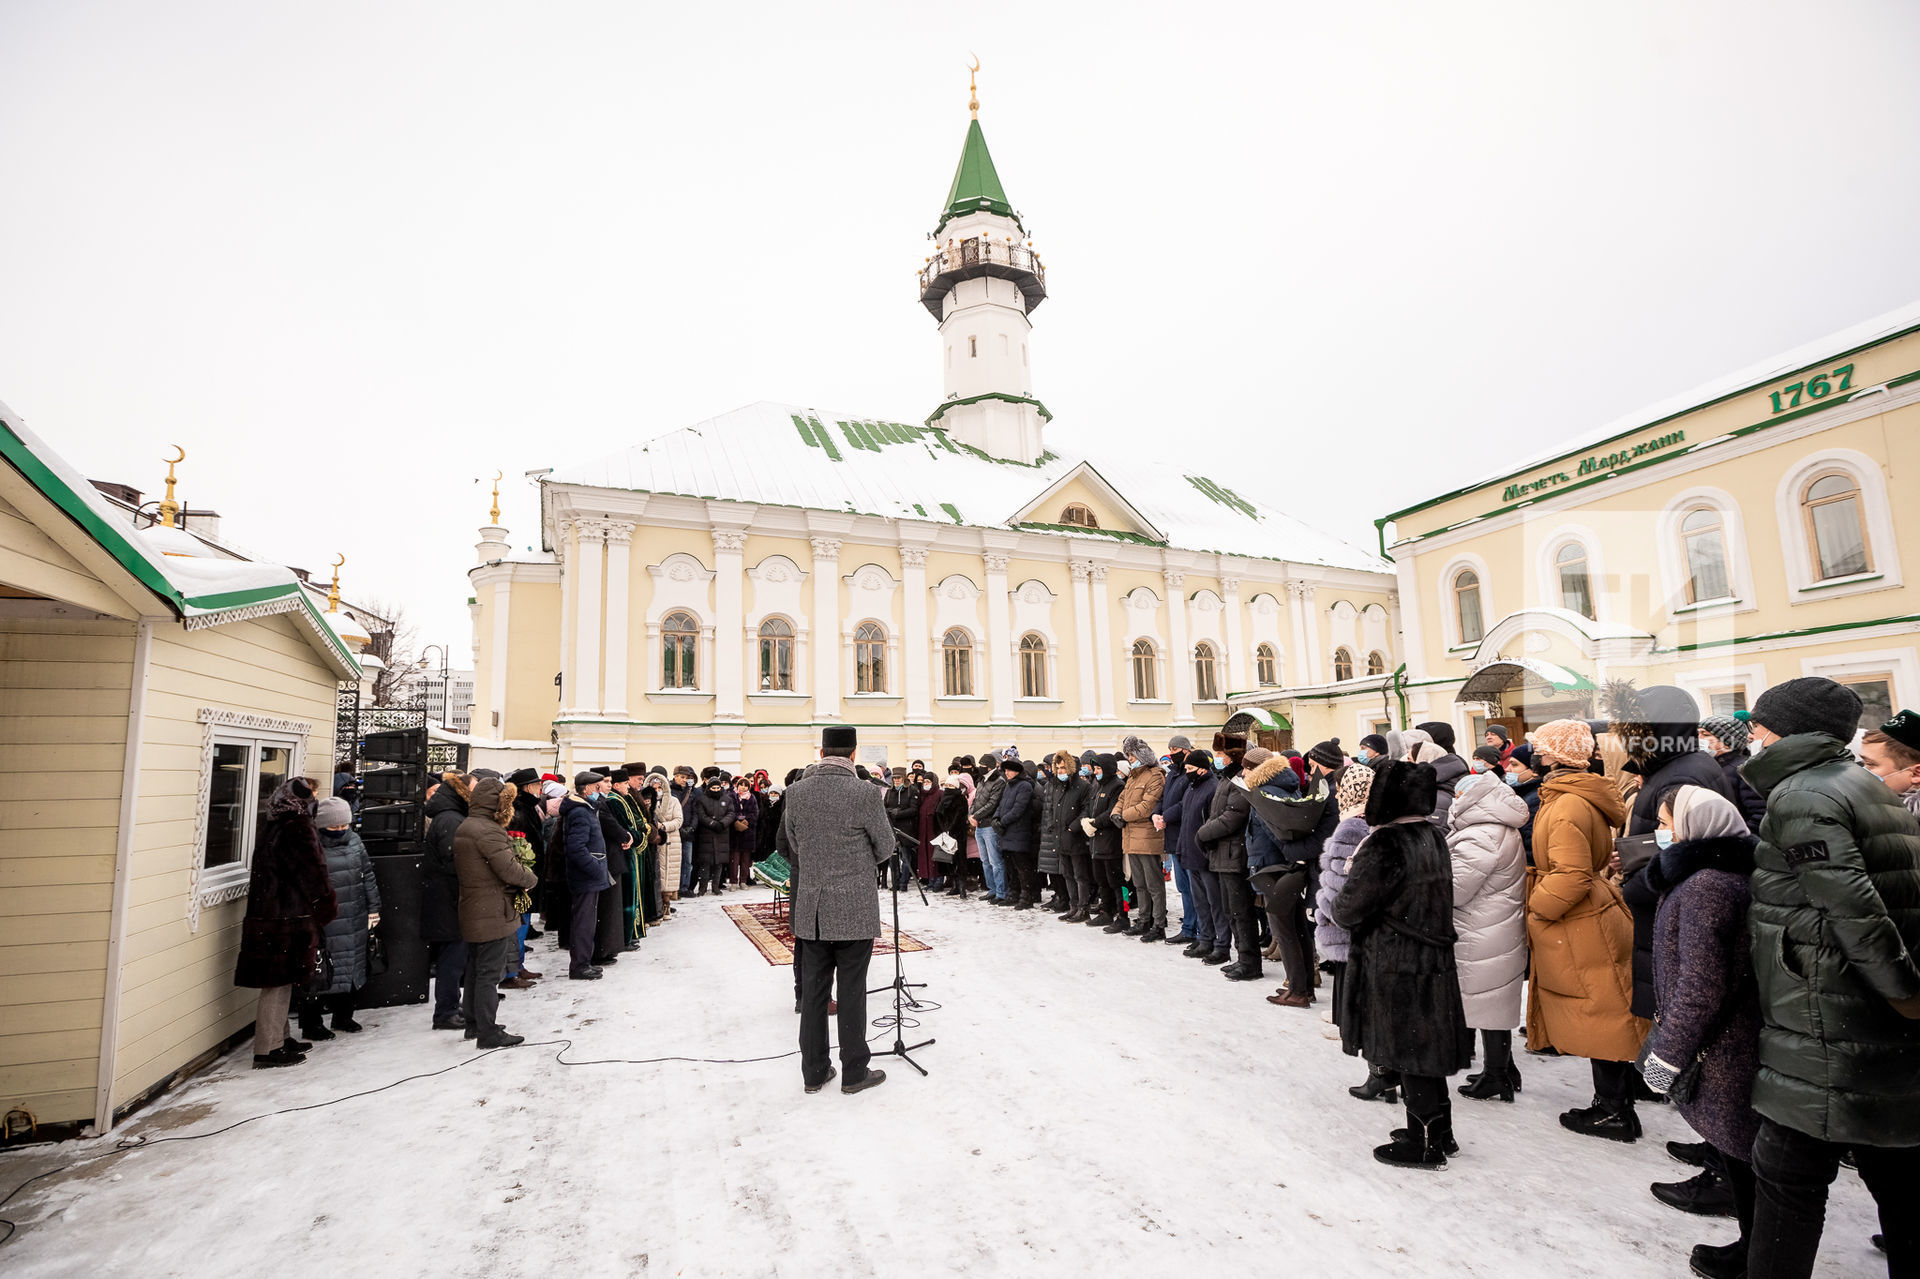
[1453,569,1484,644]
[942,628,974,697]
[1367,650,1386,677]
[1059,503,1099,529]
[1801,471,1871,580]
[1019,633,1047,698]
[1556,541,1595,619]
[1333,646,1355,682]
[854,621,887,694]
[662,611,699,689]
[1255,643,1277,686]
[1194,641,1219,701]
[758,617,794,691]
[1681,507,1733,603]
[1131,639,1158,701]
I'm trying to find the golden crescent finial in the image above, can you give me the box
[165,445,185,465]
[489,470,503,525]
[158,447,186,527]
[968,54,980,119]
[327,555,343,613]
[332,553,346,569]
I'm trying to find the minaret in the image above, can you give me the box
[918,62,1048,464]
[476,470,509,562]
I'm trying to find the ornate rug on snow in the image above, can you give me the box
[722,900,930,967]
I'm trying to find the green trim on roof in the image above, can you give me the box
[938,502,963,524]
[924,392,1053,429]
[1185,475,1258,520]
[1014,521,1165,546]
[935,118,1021,235]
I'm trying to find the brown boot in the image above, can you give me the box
[1266,990,1314,1008]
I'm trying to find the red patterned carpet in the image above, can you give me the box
[722,899,930,966]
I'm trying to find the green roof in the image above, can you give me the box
[937,119,1021,233]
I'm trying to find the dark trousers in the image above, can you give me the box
[1749,1115,1919,1278]
[461,936,511,1040]
[569,889,601,975]
[695,851,724,894]
[1591,1057,1637,1105]
[1266,867,1315,990]
[1328,960,1347,1027]
[798,937,873,1087]
[1063,851,1094,910]
[595,873,626,958]
[1187,866,1227,950]
[297,989,356,1032]
[1006,847,1038,903]
[1092,857,1122,915]
[1218,869,1261,963]
[431,940,468,1020]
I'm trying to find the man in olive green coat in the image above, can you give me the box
[1740,678,1920,1278]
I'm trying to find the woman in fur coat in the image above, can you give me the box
[234,777,337,1069]
[1332,760,1473,1168]
[1446,771,1531,1101]
[1642,786,1762,1279]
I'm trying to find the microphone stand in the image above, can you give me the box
[870,833,933,1075]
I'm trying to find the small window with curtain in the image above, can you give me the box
[1255,643,1277,686]
[1131,639,1158,701]
[1453,570,1484,644]
[758,617,794,691]
[854,621,887,694]
[662,611,699,689]
[1681,507,1733,603]
[1801,471,1872,580]
[1019,633,1047,697]
[1194,642,1218,701]
[942,629,974,697]
[1556,541,1595,619]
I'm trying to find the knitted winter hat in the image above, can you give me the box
[315,797,352,828]
[1243,746,1275,768]
[1415,721,1456,753]
[1335,765,1375,817]
[1531,719,1596,768]
[1184,749,1214,772]
[1750,677,1863,742]
[1700,714,1750,753]
[1359,734,1389,756]
[1507,743,1535,771]
[1485,724,1511,744]
[1882,709,1920,754]
[1306,738,1344,769]
[542,780,568,800]
[1167,735,1194,752]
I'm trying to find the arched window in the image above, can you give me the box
[1802,471,1871,580]
[1453,570,1484,645]
[1680,507,1733,603]
[1131,639,1158,701]
[942,628,974,697]
[1059,503,1099,529]
[1367,650,1386,677]
[854,621,887,694]
[1255,643,1277,686]
[757,617,794,691]
[662,611,699,689]
[1193,641,1218,701]
[1554,541,1595,619]
[1019,633,1047,697]
[1333,646,1354,682]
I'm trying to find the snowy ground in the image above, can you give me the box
[0,885,1885,1278]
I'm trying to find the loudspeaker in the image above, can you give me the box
[360,850,430,1007]
[362,727,426,766]
[358,802,423,842]
[363,764,425,803]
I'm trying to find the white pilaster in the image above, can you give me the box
[1300,582,1323,682]
[558,522,576,713]
[1165,568,1193,723]
[601,521,633,717]
[572,522,604,715]
[1221,575,1247,696]
[1091,563,1118,721]
[713,529,747,721]
[984,551,1015,724]
[1070,560,1097,723]
[810,537,842,720]
[1287,580,1312,686]
[489,580,511,734]
[901,545,932,722]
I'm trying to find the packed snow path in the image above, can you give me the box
[0,887,1883,1277]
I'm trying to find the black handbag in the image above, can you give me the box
[365,928,389,978]
[306,938,335,994]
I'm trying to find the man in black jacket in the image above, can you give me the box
[993,757,1038,909]
[422,774,471,1029]
[559,771,612,979]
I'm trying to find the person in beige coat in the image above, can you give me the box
[648,769,685,904]
[1523,718,1649,1143]
[1115,736,1169,940]
[454,777,538,1049]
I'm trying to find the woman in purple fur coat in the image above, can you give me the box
[1642,785,1762,1279]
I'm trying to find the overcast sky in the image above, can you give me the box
[4,0,1917,661]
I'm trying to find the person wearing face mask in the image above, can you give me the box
[1155,737,1198,945]
[1635,786,1762,1279]
[1176,750,1226,960]
[1080,753,1126,928]
[1501,745,1542,858]
[933,767,975,897]
[992,756,1039,910]
[1444,759,1530,1103]
[690,768,736,898]
[1739,678,1920,1279]
[1861,710,1920,819]
[1115,736,1169,940]
[1356,734,1389,771]
[1033,754,1069,910]
[968,751,1010,905]
[1043,750,1092,920]
[1196,741,1261,977]
[1524,719,1648,1142]
[1698,714,1767,833]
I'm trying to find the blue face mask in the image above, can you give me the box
[1356,749,1371,764]
[1212,757,1226,771]
[1654,829,1675,849]
[1079,766,1091,778]
[1055,772,1069,783]
[1504,772,1522,787]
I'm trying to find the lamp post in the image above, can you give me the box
[416,644,451,726]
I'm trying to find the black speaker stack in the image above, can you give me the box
[355,725,432,1008]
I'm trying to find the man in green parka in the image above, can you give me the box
[1740,677,1920,1278]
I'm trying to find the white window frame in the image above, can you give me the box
[1773,447,1904,604]
[190,708,311,931]
[1534,525,1610,624]
[1434,551,1493,655]
[1655,486,1757,620]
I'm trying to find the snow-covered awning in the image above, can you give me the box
[1455,657,1595,702]
[1227,707,1292,732]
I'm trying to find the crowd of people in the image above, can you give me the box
[229,674,1920,1279]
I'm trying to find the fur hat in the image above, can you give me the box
[1120,734,1158,768]
[609,769,630,784]
[1700,714,1750,753]
[1306,738,1344,770]
[700,766,722,780]
[1001,756,1026,777]
[1364,760,1438,825]
[1335,765,1375,817]
[315,797,352,828]
[1212,731,1247,753]
[1414,721,1456,753]
[1531,718,1596,768]
[1750,677,1863,743]
[822,725,858,749]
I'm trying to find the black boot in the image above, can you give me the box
[1202,948,1231,965]
[1389,1122,1459,1157]
[1652,1168,1737,1218]
[1687,1239,1747,1279]
[298,1017,334,1042]
[1181,940,1209,958]
[1220,959,1263,981]
[1140,926,1165,943]
[1375,1113,1450,1169]
[1560,1097,1641,1143]
[1349,1067,1400,1104]
[1063,907,1087,923]
[1457,1070,1514,1102]
[1087,911,1112,928]
[1102,913,1131,934]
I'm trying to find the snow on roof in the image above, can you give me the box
[0,401,361,678]
[548,401,1388,574]
[1402,296,1920,516]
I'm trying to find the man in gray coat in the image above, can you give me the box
[779,725,897,1095]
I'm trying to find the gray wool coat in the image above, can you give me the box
[778,757,896,941]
